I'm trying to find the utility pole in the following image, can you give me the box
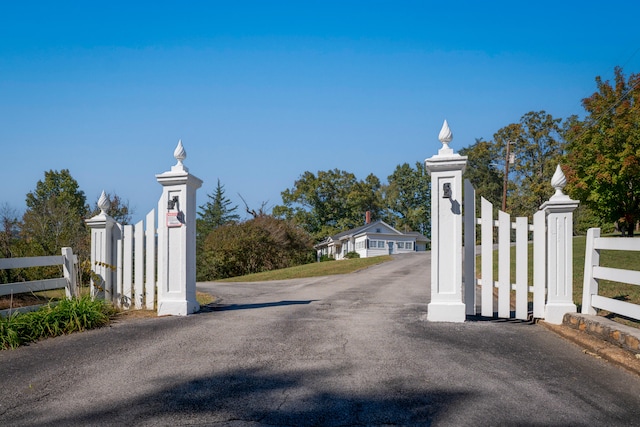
[502,141,514,211]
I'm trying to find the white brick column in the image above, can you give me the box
[85,191,117,302]
[425,120,468,322]
[541,165,579,324]
[156,140,203,316]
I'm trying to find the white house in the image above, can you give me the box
[315,219,429,260]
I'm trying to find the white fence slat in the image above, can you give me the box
[593,237,640,251]
[0,255,63,270]
[498,210,510,318]
[532,210,546,318]
[480,197,494,317]
[122,224,134,309]
[591,294,640,321]
[593,266,640,287]
[145,209,156,310]
[463,179,476,315]
[0,278,67,296]
[134,219,144,309]
[115,224,124,307]
[515,217,528,320]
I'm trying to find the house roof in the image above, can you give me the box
[330,219,401,241]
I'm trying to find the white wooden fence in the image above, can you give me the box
[462,168,578,323]
[582,228,640,321]
[464,180,546,320]
[88,141,202,316]
[88,205,157,310]
[0,247,78,316]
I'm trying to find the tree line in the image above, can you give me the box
[3,66,640,283]
[462,67,640,236]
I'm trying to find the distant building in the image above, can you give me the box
[315,219,429,260]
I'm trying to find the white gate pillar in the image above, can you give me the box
[541,165,579,324]
[425,120,468,322]
[156,140,203,316]
[85,191,117,302]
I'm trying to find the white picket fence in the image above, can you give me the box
[0,247,78,316]
[464,180,548,319]
[90,208,157,310]
[582,228,640,321]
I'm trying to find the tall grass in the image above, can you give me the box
[0,296,114,350]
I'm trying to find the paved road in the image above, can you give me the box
[2,252,640,426]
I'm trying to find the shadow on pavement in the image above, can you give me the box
[200,300,318,312]
[17,368,471,426]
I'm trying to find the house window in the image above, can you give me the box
[397,242,405,249]
[376,228,381,233]
[370,240,386,249]
[406,242,413,250]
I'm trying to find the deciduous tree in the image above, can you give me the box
[564,67,640,235]
[273,169,384,239]
[21,169,89,257]
[459,138,503,207]
[494,111,565,216]
[385,162,430,235]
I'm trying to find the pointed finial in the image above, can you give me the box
[98,190,110,214]
[437,120,454,155]
[550,164,568,199]
[174,140,186,164]
[171,139,189,172]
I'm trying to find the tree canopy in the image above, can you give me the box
[21,169,89,257]
[384,162,430,235]
[459,138,502,207]
[565,66,640,235]
[273,169,384,240]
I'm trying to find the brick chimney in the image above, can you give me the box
[365,211,371,224]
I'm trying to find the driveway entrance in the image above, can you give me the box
[1,252,639,425]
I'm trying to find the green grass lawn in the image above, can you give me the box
[216,256,394,282]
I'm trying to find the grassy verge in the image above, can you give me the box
[217,256,394,283]
[0,295,115,350]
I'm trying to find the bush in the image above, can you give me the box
[199,215,316,280]
[320,254,335,262]
[344,252,360,259]
[0,295,113,350]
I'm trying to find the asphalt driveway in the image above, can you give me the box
[1,252,640,426]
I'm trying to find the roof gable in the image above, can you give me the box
[332,219,404,240]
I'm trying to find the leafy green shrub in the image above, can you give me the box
[344,252,360,259]
[0,295,113,350]
[320,254,335,262]
[200,215,316,280]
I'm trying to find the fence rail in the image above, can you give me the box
[0,247,78,317]
[582,228,640,321]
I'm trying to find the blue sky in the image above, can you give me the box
[2,1,640,222]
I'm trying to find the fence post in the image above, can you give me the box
[156,140,203,316]
[425,120,468,322]
[86,191,117,302]
[61,247,77,298]
[581,227,600,315]
[540,165,579,324]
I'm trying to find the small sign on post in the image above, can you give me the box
[166,211,183,228]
